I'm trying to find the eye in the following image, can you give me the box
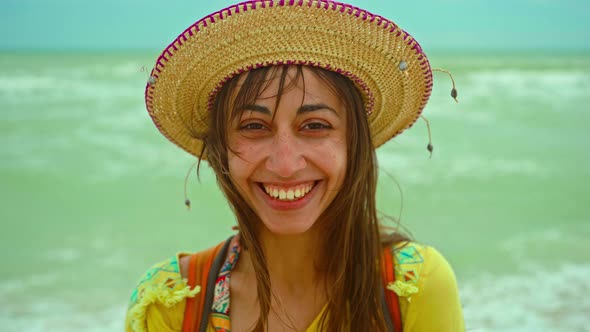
[239,122,267,130]
[302,121,331,130]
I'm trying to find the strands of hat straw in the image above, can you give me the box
[183,160,199,210]
[420,115,434,159]
[432,68,458,102]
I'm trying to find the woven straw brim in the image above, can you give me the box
[146,0,433,158]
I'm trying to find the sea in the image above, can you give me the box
[0,51,589,331]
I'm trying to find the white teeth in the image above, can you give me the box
[263,183,315,201]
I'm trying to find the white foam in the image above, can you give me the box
[462,70,590,101]
[445,157,548,180]
[499,225,590,268]
[377,151,549,186]
[0,72,140,103]
[0,75,59,94]
[0,273,60,297]
[0,298,126,332]
[112,62,147,78]
[44,248,82,263]
[100,252,129,269]
[58,62,146,79]
[461,263,590,332]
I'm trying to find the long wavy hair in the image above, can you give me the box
[200,65,406,331]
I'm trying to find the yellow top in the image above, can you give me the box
[125,242,464,331]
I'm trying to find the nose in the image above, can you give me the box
[265,131,306,178]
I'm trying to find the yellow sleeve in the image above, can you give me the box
[125,254,200,332]
[144,302,185,331]
[392,243,465,332]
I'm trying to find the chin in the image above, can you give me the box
[259,215,318,236]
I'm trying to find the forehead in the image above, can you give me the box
[234,65,341,102]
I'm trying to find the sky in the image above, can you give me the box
[0,0,588,51]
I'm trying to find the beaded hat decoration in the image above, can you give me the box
[145,0,434,158]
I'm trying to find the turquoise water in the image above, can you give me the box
[1,52,589,331]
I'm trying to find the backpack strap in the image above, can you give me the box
[182,236,233,332]
[183,237,402,331]
[382,246,403,332]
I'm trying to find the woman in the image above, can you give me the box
[126,1,464,331]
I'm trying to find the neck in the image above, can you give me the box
[239,225,325,294]
[231,225,329,331]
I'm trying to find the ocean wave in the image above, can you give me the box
[0,72,142,103]
[461,263,590,332]
[377,152,549,185]
[44,248,83,263]
[1,263,588,332]
[444,156,548,180]
[0,75,58,93]
[0,273,60,297]
[0,299,126,332]
[461,70,590,101]
[52,62,147,80]
[499,225,590,267]
[0,123,196,179]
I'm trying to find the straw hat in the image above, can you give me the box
[145,0,433,158]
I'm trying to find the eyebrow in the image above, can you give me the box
[239,103,340,117]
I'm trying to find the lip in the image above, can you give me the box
[259,180,315,188]
[255,180,319,211]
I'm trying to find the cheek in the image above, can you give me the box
[312,137,347,173]
[227,138,246,178]
[329,133,347,158]
[230,138,260,160]
[227,137,266,176]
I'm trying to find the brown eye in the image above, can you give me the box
[240,122,267,130]
[302,122,331,130]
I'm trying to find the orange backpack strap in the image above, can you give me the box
[382,246,403,332]
[182,237,233,332]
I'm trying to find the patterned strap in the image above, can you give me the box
[184,240,402,331]
[182,239,230,332]
[382,246,403,331]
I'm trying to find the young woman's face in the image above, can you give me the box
[227,67,347,235]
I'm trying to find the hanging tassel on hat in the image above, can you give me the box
[183,160,199,210]
[420,68,459,157]
[433,68,458,103]
[420,115,434,159]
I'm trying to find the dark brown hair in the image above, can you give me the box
[202,65,405,331]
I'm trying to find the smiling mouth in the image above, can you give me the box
[259,181,317,201]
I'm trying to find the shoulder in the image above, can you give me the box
[125,253,200,332]
[387,242,465,331]
[390,242,454,289]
